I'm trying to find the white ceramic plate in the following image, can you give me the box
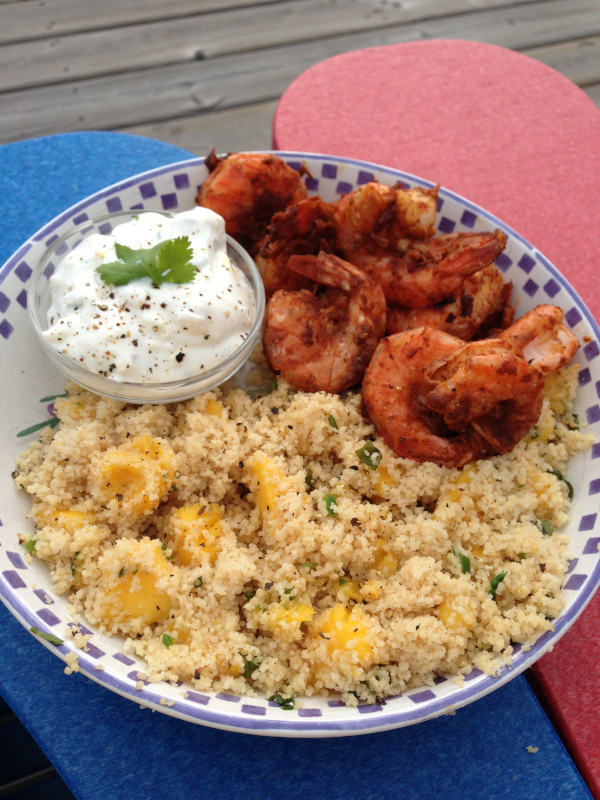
[1,153,599,736]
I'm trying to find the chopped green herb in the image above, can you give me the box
[568,414,580,430]
[328,414,339,430]
[23,539,36,554]
[71,551,80,577]
[30,626,63,646]
[193,576,203,589]
[518,552,528,560]
[541,519,554,536]
[338,578,348,586]
[356,441,382,471]
[243,589,257,601]
[488,572,506,601]
[548,468,574,500]
[283,587,293,595]
[529,427,540,440]
[324,493,337,516]
[162,634,175,648]
[305,471,314,490]
[118,567,126,578]
[298,561,317,570]
[268,692,296,710]
[452,547,471,574]
[243,657,260,679]
[97,236,195,287]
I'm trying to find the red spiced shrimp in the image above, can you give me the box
[196,151,307,251]
[263,252,386,393]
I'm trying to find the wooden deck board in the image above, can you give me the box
[0,0,557,92]
[1,0,598,151]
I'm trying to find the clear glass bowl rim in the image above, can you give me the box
[28,209,266,399]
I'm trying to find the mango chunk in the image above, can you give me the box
[436,599,474,633]
[248,454,288,518]
[373,464,393,495]
[360,580,381,602]
[169,503,222,566]
[313,604,373,663]
[203,398,226,418]
[99,539,172,630]
[92,435,173,515]
[373,538,398,575]
[260,600,314,641]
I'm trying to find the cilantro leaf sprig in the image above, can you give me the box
[97,236,195,287]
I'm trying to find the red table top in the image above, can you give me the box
[273,38,600,797]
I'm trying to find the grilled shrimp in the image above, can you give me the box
[499,304,578,374]
[263,252,386,393]
[195,151,307,251]
[349,230,507,308]
[256,196,338,297]
[361,320,572,467]
[386,265,509,340]
[334,181,438,252]
[424,339,545,455]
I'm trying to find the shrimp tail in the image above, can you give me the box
[288,252,367,293]
[436,230,507,277]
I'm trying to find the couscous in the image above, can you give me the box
[13,361,591,705]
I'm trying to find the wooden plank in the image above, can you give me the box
[119,101,279,155]
[0,0,556,91]
[0,0,282,44]
[126,102,275,154]
[524,36,600,88]
[585,83,600,106]
[3,0,599,143]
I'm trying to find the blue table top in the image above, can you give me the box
[0,131,592,800]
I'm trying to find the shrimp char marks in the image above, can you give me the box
[362,306,579,469]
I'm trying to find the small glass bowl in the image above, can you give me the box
[29,210,266,404]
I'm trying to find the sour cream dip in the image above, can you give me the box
[42,208,257,383]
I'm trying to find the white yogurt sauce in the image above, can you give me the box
[43,208,256,383]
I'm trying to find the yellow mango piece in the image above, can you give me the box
[339,579,362,602]
[373,464,393,495]
[436,600,469,632]
[248,454,287,517]
[360,580,381,602]
[106,572,171,627]
[263,600,314,635]
[203,398,226,418]
[216,654,242,677]
[314,604,373,663]
[435,598,475,633]
[93,436,173,515]
[169,503,222,566]
[373,539,398,575]
[101,542,172,628]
